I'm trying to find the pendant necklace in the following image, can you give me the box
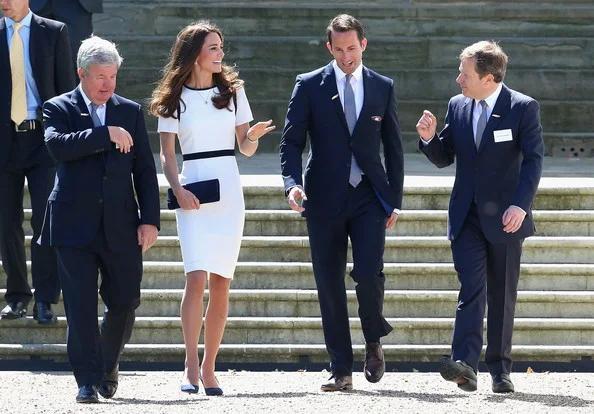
[196,88,211,105]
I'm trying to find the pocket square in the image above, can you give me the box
[371,116,382,122]
[167,179,220,210]
[81,113,89,116]
[492,114,501,118]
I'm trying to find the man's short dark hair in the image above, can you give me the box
[326,14,364,46]
[460,41,508,83]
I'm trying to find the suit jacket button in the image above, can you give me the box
[103,176,107,181]
[98,199,103,204]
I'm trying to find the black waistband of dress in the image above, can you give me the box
[182,149,235,161]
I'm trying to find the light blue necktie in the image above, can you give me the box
[344,74,362,187]
[90,102,102,127]
[475,100,487,149]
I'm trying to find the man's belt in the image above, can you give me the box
[14,119,41,133]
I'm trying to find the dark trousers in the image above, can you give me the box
[57,226,142,387]
[0,128,59,305]
[450,202,523,375]
[34,0,94,74]
[305,177,392,376]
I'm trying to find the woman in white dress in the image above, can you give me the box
[149,21,275,395]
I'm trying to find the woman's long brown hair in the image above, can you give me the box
[149,21,243,118]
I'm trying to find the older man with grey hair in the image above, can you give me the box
[41,35,160,403]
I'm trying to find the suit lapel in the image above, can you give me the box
[477,84,511,153]
[70,87,95,130]
[0,19,12,92]
[354,66,372,136]
[320,63,350,135]
[29,14,44,92]
[105,94,120,125]
[460,97,475,155]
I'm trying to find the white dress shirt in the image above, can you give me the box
[79,85,106,126]
[332,60,364,119]
[472,82,502,145]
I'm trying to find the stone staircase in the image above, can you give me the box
[1,176,593,365]
[91,0,594,156]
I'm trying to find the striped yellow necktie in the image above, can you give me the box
[10,22,27,125]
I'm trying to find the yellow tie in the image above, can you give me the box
[10,22,27,125]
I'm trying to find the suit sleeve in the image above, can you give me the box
[279,75,309,194]
[43,99,113,162]
[381,80,404,209]
[132,106,161,229]
[513,100,544,211]
[54,24,76,93]
[419,99,456,168]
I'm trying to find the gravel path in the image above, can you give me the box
[1,371,593,413]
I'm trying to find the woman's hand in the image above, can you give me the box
[247,119,275,141]
[173,186,200,210]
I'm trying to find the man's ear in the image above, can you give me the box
[361,38,367,53]
[326,42,333,55]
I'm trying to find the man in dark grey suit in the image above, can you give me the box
[30,0,102,72]
[0,0,75,323]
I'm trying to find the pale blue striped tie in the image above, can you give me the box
[90,103,102,127]
[344,74,362,187]
[475,100,487,149]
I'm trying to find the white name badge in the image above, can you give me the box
[493,129,513,143]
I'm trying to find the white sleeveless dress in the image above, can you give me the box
[157,86,253,278]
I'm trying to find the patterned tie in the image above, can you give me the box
[344,74,362,187]
[90,103,102,127]
[10,22,27,125]
[475,100,488,149]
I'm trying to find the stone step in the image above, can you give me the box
[18,209,594,237]
[96,2,594,38]
[4,316,594,346]
[18,235,594,263]
[4,262,593,292]
[2,342,592,363]
[112,36,594,73]
[4,289,593,318]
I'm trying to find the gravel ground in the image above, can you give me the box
[0,371,592,413]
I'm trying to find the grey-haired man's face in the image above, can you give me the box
[78,64,118,105]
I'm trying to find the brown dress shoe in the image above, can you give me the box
[320,374,353,391]
[439,357,478,392]
[364,342,385,383]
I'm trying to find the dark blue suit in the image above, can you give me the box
[420,84,543,375]
[0,13,74,309]
[280,62,404,375]
[42,87,160,387]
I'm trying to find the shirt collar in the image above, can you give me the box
[475,82,503,110]
[78,84,104,109]
[332,60,364,83]
[6,10,33,29]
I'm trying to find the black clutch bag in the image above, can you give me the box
[167,179,220,210]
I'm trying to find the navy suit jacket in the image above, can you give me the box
[41,87,160,251]
[420,84,544,244]
[0,13,75,169]
[280,62,404,217]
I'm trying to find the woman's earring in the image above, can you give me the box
[194,60,198,65]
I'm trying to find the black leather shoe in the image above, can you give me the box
[364,342,385,383]
[200,376,223,396]
[492,373,515,393]
[439,357,478,392]
[320,374,353,392]
[98,366,119,399]
[33,302,57,325]
[0,301,27,319]
[76,385,99,403]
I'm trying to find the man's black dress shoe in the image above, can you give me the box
[439,357,478,392]
[364,342,385,383]
[0,301,27,319]
[492,373,515,393]
[76,385,99,403]
[98,366,119,398]
[33,302,57,325]
[320,374,353,391]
